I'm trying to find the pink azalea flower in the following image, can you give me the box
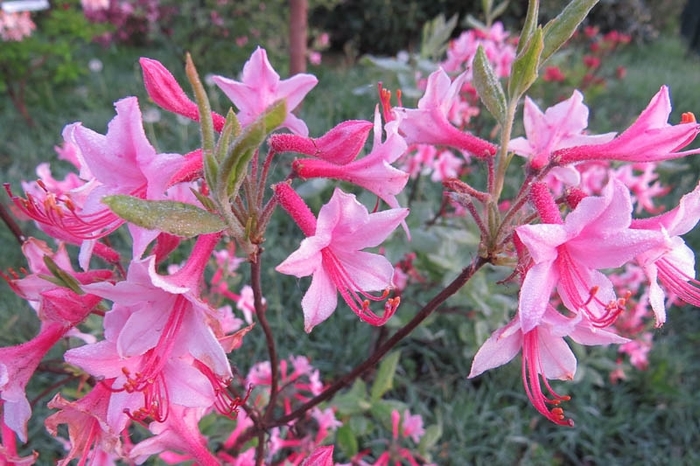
[509,90,616,171]
[515,180,664,332]
[469,306,627,426]
[0,425,37,465]
[430,149,464,182]
[5,238,111,316]
[310,407,342,443]
[631,182,700,325]
[1,323,78,442]
[0,11,36,42]
[129,406,218,466]
[301,445,334,466]
[45,384,123,466]
[81,0,110,11]
[213,47,318,135]
[612,163,669,214]
[393,68,497,158]
[442,22,516,78]
[398,409,425,443]
[291,109,410,214]
[236,284,259,324]
[555,86,700,164]
[274,184,408,332]
[64,234,238,433]
[8,98,186,264]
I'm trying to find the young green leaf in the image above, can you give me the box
[42,256,83,294]
[215,109,241,162]
[542,0,599,64]
[185,53,215,153]
[420,13,458,61]
[217,99,287,200]
[418,423,443,457]
[473,45,507,124]
[517,0,540,55]
[336,424,359,458]
[102,195,225,237]
[331,379,369,416]
[490,0,510,21]
[370,350,401,401]
[508,26,544,100]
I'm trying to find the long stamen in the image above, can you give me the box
[657,259,700,302]
[321,249,399,325]
[522,330,574,426]
[557,250,627,326]
[108,295,188,423]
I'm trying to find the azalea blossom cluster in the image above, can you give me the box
[0,10,36,41]
[398,22,516,182]
[542,24,631,95]
[2,2,700,463]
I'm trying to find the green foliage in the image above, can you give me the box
[541,0,685,41]
[0,1,108,125]
[154,0,338,75]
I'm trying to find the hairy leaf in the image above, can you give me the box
[103,195,225,237]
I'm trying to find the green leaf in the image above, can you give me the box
[472,46,507,124]
[491,0,510,20]
[215,109,241,162]
[370,399,409,430]
[218,121,265,200]
[186,54,215,153]
[420,13,459,60]
[42,256,83,294]
[370,350,401,401]
[517,0,540,55]
[508,26,544,100]
[418,423,443,456]
[190,187,217,211]
[463,14,487,31]
[103,195,225,237]
[261,98,287,131]
[217,100,286,200]
[336,424,359,458]
[331,379,369,416]
[542,0,599,64]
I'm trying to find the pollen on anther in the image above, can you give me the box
[681,112,697,124]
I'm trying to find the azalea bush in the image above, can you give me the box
[81,0,169,46]
[2,0,700,464]
[0,0,107,126]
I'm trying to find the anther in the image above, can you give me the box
[681,112,697,124]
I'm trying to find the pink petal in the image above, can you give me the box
[301,267,338,332]
[468,318,522,378]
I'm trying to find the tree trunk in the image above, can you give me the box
[289,0,308,76]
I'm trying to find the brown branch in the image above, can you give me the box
[0,202,25,245]
[249,258,279,422]
[270,255,488,427]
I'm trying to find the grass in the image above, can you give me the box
[3,29,700,465]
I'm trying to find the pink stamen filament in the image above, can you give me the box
[656,259,700,307]
[5,183,147,240]
[557,249,626,327]
[522,330,574,426]
[193,359,252,419]
[110,295,188,423]
[321,248,399,326]
[76,420,102,466]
